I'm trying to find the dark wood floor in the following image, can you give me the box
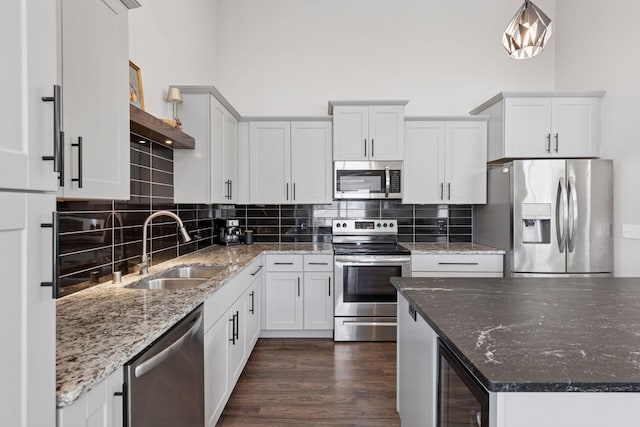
[217,339,400,427]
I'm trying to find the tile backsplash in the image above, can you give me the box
[57,136,215,297]
[233,201,472,243]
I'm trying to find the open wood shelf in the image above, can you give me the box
[130,104,195,149]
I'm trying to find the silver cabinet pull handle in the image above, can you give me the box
[135,312,202,377]
[286,182,289,200]
[249,291,255,314]
[371,138,375,158]
[328,276,331,297]
[273,262,294,265]
[440,183,444,200]
[364,138,367,158]
[229,179,233,200]
[293,182,296,201]
[447,183,451,201]
[71,136,83,188]
[40,212,59,299]
[297,277,301,297]
[229,315,236,344]
[308,262,328,265]
[408,304,417,322]
[554,133,559,153]
[251,265,264,276]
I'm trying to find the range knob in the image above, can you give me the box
[342,222,347,228]
[377,223,382,228]
[389,223,394,228]
[336,223,341,228]
[383,223,388,228]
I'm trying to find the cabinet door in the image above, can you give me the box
[1,193,55,427]
[60,0,129,200]
[290,121,332,204]
[403,121,445,204]
[333,106,369,160]
[245,273,262,353]
[228,297,247,388]
[224,114,239,203]
[57,369,124,427]
[264,273,303,330]
[303,272,333,330]
[397,294,437,427]
[552,97,600,158]
[445,121,487,204]
[504,97,552,158]
[204,315,230,427]
[249,121,291,203]
[174,93,211,203]
[369,105,405,160]
[1,0,58,192]
[210,98,226,202]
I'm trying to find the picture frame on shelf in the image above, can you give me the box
[129,61,144,110]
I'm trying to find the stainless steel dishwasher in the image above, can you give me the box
[125,305,204,427]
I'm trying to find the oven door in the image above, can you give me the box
[437,339,489,427]
[334,255,410,317]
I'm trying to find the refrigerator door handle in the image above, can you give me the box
[568,177,578,253]
[556,177,568,253]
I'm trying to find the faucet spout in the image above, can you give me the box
[139,210,192,275]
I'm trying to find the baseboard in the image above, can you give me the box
[260,330,334,339]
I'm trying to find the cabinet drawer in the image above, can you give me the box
[304,255,333,271]
[266,254,303,272]
[412,254,503,273]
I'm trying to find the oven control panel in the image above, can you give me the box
[332,219,398,234]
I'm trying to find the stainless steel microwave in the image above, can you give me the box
[334,161,403,199]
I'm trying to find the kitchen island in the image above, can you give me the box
[392,276,640,427]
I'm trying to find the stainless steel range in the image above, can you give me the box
[332,219,411,341]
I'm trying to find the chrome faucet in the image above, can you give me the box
[139,210,192,275]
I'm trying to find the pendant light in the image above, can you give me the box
[503,0,552,59]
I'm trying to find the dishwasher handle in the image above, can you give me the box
[134,312,202,378]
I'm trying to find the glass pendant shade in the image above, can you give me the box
[503,0,552,59]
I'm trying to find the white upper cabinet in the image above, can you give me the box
[404,119,487,204]
[249,119,332,204]
[174,90,242,204]
[290,121,332,204]
[58,0,131,200]
[2,0,58,192]
[471,92,604,162]
[331,101,407,161]
[250,121,291,204]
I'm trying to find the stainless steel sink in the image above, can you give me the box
[127,277,209,290]
[158,265,227,279]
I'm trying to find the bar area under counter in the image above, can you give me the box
[392,276,640,427]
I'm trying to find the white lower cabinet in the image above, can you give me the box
[203,256,264,427]
[412,254,504,278]
[56,369,125,427]
[263,254,334,335]
[397,293,437,427]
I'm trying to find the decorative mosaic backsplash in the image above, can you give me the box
[56,136,215,297]
[232,201,472,244]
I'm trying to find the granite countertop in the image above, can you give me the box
[392,277,640,393]
[56,243,332,408]
[401,242,505,254]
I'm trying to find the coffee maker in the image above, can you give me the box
[214,219,241,245]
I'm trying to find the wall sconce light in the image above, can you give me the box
[166,86,183,128]
[503,0,552,59]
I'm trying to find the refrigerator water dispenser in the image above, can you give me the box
[521,203,551,244]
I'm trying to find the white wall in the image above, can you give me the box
[217,0,556,116]
[555,0,640,277]
[128,0,220,118]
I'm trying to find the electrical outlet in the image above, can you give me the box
[622,224,640,240]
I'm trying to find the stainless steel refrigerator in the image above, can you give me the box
[474,159,613,277]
